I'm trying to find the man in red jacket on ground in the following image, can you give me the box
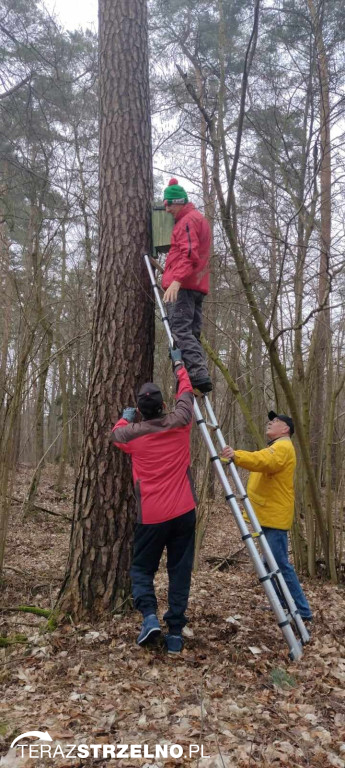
[111,349,196,654]
[162,178,212,394]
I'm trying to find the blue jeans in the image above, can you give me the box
[262,527,312,619]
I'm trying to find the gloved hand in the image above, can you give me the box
[169,346,184,367]
[122,407,137,422]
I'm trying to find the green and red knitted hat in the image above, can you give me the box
[163,178,188,204]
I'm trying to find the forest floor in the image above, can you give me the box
[1,465,345,768]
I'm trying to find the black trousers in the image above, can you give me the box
[166,289,209,384]
[130,509,196,634]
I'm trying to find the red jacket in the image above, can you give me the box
[162,203,211,294]
[111,367,196,524]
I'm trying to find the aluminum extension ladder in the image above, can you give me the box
[144,254,310,661]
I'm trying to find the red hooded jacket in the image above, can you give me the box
[111,367,197,524]
[161,203,211,294]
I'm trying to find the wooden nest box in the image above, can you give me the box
[152,206,173,255]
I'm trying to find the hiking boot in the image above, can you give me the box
[192,379,213,395]
[165,633,184,654]
[137,614,161,646]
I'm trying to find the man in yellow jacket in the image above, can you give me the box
[221,411,312,621]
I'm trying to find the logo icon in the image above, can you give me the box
[10,731,52,749]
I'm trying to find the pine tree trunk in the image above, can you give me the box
[56,225,69,493]
[59,0,153,619]
[307,0,332,480]
[22,328,53,517]
[0,326,36,570]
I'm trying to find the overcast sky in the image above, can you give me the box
[41,0,98,31]
[39,0,189,192]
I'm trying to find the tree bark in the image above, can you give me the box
[56,224,69,493]
[59,0,154,619]
[306,0,332,480]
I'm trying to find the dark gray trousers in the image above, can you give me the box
[166,289,210,384]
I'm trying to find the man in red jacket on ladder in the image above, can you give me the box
[162,178,212,394]
[112,349,196,654]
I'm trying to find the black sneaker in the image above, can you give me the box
[191,379,213,394]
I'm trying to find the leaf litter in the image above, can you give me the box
[0,464,345,767]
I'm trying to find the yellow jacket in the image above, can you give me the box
[233,437,296,530]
